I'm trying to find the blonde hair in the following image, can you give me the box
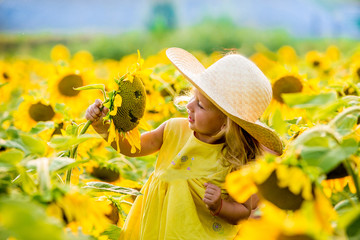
[220,118,262,171]
[174,88,262,171]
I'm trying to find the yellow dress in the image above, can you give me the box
[119,118,239,240]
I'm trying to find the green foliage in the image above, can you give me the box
[84,181,142,196]
[283,92,338,109]
[0,197,65,240]
[1,17,358,61]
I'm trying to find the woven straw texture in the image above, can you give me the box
[166,47,283,155]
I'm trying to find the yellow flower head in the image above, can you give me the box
[226,156,314,211]
[51,44,71,62]
[104,51,147,153]
[47,191,111,237]
[14,94,62,134]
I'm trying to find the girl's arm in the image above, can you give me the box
[86,99,166,157]
[203,182,258,225]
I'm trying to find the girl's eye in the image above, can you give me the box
[197,101,204,109]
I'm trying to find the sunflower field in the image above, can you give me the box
[1,43,360,240]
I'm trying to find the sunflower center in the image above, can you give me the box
[357,68,360,79]
[277,234,314,240]
[273,76,303,103]
[312,60,320,67]
[2,72,9,81]
[58,74,83,97]
[29,102,55,122]
[256,171,305,211]
[112,76,146,132]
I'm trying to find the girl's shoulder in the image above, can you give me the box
[164,117,188,131]
[163,117,191,142]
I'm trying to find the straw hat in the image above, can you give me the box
[166,47,283,155]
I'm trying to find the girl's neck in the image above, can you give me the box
[194,131,225,144]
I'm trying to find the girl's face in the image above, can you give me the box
[186,89,226,143]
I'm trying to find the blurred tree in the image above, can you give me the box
[147,0,177,36]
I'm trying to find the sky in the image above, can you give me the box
[0,0,359,38]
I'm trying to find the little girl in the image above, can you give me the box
[85,48,282,239]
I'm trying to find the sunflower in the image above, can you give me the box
[77,51,149,154]
[350,60,360,83]
[106,53,148,153]
[321,175,356,198]
[262,66,309,125]
[277,45,298,65]
[305,50,333,78]
[235,190,335,240]
[266,65,307,103]
[226,155,314,211]
[325,45,341,62]
[46,191,111,237]
[70,50,94,71]
[47,66,98,118]
[13,94,62,137]
[50,44,71,62]
[0,60,23,104]
[250,52,277,75]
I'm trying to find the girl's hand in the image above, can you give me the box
[85,99,109,123]
[203,182,222,212]
[85,99,110,136]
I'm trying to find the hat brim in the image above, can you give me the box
[166,47,283,155]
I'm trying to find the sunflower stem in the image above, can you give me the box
[65,169,72,185]
[72,120,92,159]
[344,158,360,201]
[65,120,92,185]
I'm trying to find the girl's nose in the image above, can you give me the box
[186,100,194,112]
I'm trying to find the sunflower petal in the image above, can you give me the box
[125,128,141,153]
[137,119,152,131]
[225,169,258,203]
[114,94,122,107]
[115,131,121,153]
[109,107,117,116]
[107,122,116,144]
[124,74,134,83]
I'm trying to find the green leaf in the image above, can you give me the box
[333,115,358,136]
[294,126,340,146]
[29,121,55,134]
[282,92,337,109]
[48,134,98,151]
[0,82,9,88]
[338,204,360,240]
[0,139,27,152]
[74,83,105,92]
[100,224,122,240]
[54,103,70,120]
[49,157,75,172]
[329,106,360,136]
[0,149,24,164]
[335,197,358,215]
[84,181,142,196]
[269,108,287,136]
[65,123,80,136]
[0,198,65,240]
[27,158,51,196]
[300,138,358,173]
[20,133,47,156]
[300,146,329,162]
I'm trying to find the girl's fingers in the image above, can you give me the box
[89,112,99,121]
[205,188,216,195]
[86,100,106,122]
[95,99,102,106]
[93,106,100,115]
